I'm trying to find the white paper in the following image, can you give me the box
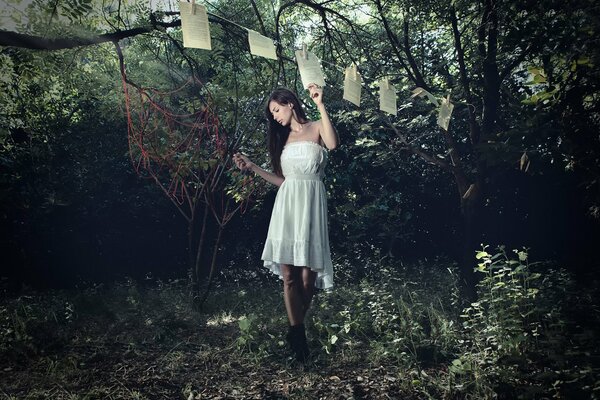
[411,87,439,107]
[295,49,326,89]
[437,97,454,130]
[179,2,211,50]
[379,79,397,116]
[343,64,361,107]
[247,30,277,60]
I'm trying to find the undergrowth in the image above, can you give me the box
[1,247,599,399]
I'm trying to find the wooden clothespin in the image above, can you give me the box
[383,78,389,90]
[302,43,308,60]
[345,64,355,81]
[445,90,452,104]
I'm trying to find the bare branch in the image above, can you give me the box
[450,6,481,145]
[250,0,268,36]
[402,18,428,90]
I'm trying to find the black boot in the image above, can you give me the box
[286,326,294,350]
[287,324,309,362]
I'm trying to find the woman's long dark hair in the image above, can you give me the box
[265,88,308,177]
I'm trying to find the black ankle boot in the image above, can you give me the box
[288,324,309,362]
[286,326,294,350]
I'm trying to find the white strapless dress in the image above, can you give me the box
[261,141,334,289]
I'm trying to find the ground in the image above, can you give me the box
[1,259,599,399]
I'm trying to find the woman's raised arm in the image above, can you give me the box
[308,84,339,150]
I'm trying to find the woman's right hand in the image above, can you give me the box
[233,152,255,172]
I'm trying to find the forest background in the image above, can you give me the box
[0,0,599,398]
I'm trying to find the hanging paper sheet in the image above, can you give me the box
[411,87,439,107]
[379,78,397,116]
[295,47,326,89]
[437,96,454,130]
[179,1,212,50]
[343,64,362,107]
[247,30,277,60]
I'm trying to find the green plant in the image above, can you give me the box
[450,245,543,396]
[236,313,258,351]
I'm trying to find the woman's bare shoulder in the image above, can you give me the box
[305,120,325,146]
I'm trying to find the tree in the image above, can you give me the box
[0,0,270,299]
[259,0,599,296]
[2,0,597,297]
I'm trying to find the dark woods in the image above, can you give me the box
[1,1,600,399]
[1,0,599,290]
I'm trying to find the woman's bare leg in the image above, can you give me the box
[301,267,317,318]
[280,265,313,361]
[280,264,304,326]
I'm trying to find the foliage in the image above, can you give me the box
[450,246,543,396]
[1,251,598,399]
[191,249,596,397]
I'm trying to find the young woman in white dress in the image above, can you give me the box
[233,84,338,361]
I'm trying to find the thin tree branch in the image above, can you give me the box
[372,0,418,86]
[402,18,428,90]
[450,6,481,145]
[250,0,268,36]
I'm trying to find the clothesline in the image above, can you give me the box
[175,0,456,131]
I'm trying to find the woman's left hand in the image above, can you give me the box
[308,83,323,107]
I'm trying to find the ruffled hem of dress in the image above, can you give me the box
[263,261,334,290]
[262,239,329,267]
[261,238,334,289]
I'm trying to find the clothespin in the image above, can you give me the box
[190,0,196,14]
[302,43,308,60]
[345,64,355,81]
[444,90,452,104]
[383,78,389,90]
[352,63,358,80]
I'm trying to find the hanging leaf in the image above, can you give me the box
[462,184,475,199]
[520,152,528,170]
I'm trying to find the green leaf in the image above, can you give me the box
[575,57,592,66]
[238,317,251,331]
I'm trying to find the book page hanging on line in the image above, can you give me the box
[437,96,454,130]
[248,30,277,60]
[179,1,211,50]
[379,78,397,116]
[295,48,326,89]
[411,87,439,107]
[343,64,362,107]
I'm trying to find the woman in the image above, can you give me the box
[233,84,338,361]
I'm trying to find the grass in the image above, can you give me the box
[1,251,599,399]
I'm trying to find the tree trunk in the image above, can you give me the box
[194,206,210,283]
[459,192,482,301]
[195,222,225,309]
